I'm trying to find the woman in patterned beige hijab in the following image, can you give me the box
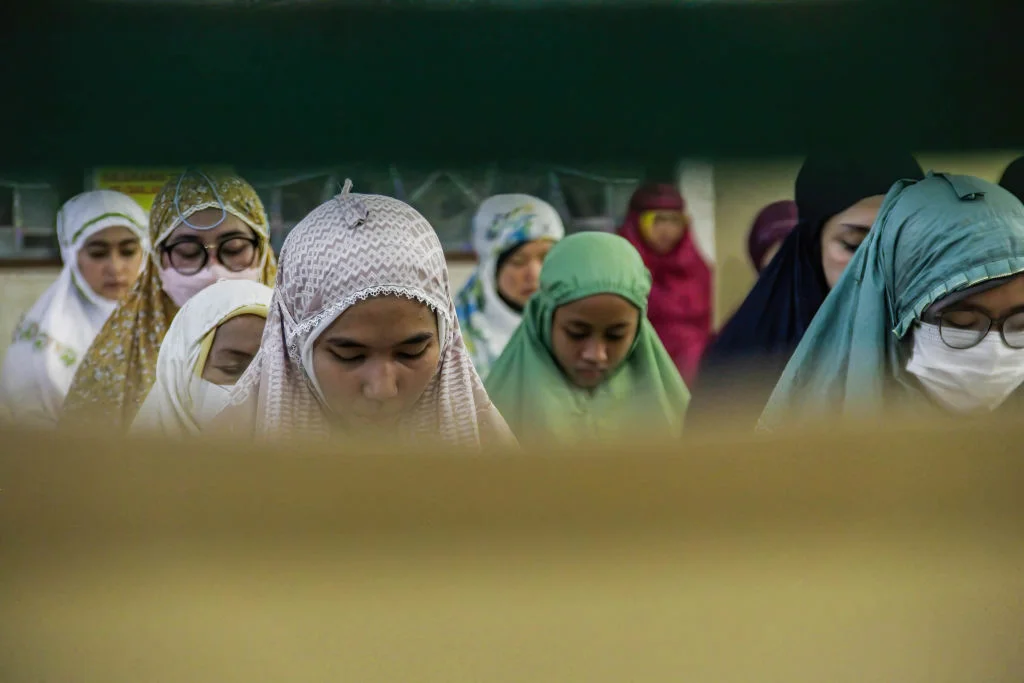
[60,169,277,432]
[218,183,514,449]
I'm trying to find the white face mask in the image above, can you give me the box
[188,375,234,429]
[160,263,261,308]
[905,322,1024,414]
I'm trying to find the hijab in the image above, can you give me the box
[694,152,924,417]
[618,183,712,385]
[998,156,1024,201]
[60,169,277,432]
[759,173,1024,431]
[218,186,513,448]
[0,191,149,427]
[131,280,272,436]
[454,194,565,380]
[748,200,798,272]
[484,231,690,446]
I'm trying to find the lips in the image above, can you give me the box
[574,367,606,382]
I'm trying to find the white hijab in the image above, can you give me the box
[132,279,272,436]
[454,194,565,379]
[0,190,148,428]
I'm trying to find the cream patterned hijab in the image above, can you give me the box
[60,169,277,432]
[221,186,514,449]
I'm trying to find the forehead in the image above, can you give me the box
[210,314,266,352]
[511,239,555,257]
[556,293,638,323]
[835,194,885,222]
[325,296,437,342]
[84,225,140,244]
[165,210,252,243]
[955,274,1024,314]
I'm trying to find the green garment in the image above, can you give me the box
[759,173,1024,430]
[485,231,690,445]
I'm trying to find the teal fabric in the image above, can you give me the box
[759,173,1024,430]
[485,231,690,446]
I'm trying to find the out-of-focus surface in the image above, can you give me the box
[2,421,1022,681]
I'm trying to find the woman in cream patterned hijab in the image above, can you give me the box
[219,183,514,449]
[60,169,277,432]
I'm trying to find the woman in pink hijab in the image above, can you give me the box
[618,183,712,385]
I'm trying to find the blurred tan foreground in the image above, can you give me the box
[2,419,1023,682]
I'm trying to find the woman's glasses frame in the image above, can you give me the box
[160,235,260,276]
[928,308,1024,350]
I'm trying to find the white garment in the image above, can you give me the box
[905,322,1024,414]
[0,191,149,428]
[131,279,272,436]
[454,194,565,379]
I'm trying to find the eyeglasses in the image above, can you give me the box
[161,236,260,276]
[932,308,1024,350]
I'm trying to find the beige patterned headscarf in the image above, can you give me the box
[220,187,514,449]
[60,169,277,432]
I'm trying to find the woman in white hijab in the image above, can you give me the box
[216,183,514,449]
[132,279,272,436]
[454,194,564,379]
[0,190,149,427]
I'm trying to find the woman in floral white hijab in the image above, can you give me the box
[0,190,149,427]
[219,183,514,449]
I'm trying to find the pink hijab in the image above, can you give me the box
[220,186,513,448]
[618,183,712,385]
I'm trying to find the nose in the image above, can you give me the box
[524,259,543,286]
[580,339,608,364]
[362,360,399,401]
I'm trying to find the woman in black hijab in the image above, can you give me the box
[998,156,1024,201]
[692,152,925,424]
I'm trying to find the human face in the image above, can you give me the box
[76,225,144,301]
[819,195,884,289]
[935,274,1024,348]
[496,239,555,308]
[159,208,260,274]
[310,296,441,430]
[550,293,640,390]
[644,210,687,255]
[200,314,266,386]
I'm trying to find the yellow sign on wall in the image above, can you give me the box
[91,168,183,212]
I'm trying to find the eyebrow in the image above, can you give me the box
[326,332,434,349]
[840,224,871,233]
[169,229,249,244]
[213,348,257,360]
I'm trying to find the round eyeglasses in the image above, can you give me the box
[161,236,259,276]
[933,308,1024,350]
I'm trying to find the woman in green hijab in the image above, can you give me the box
[759,173,1024,431]
[485,231,690,445]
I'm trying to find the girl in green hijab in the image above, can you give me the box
[485,231,690,445]
[759,173,1024,431]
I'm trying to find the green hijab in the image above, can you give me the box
[485,231,690,445]
[759,173,1024,430]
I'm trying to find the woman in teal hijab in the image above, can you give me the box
[485,231,690,445]
[759,173,1024,431]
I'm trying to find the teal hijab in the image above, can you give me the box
[485,231,690,445]
[759,173,1024,430]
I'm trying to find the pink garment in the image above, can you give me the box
[618,184,713,385]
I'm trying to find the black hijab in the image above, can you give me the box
[692,152,924,420]
[998,156,1024,202]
